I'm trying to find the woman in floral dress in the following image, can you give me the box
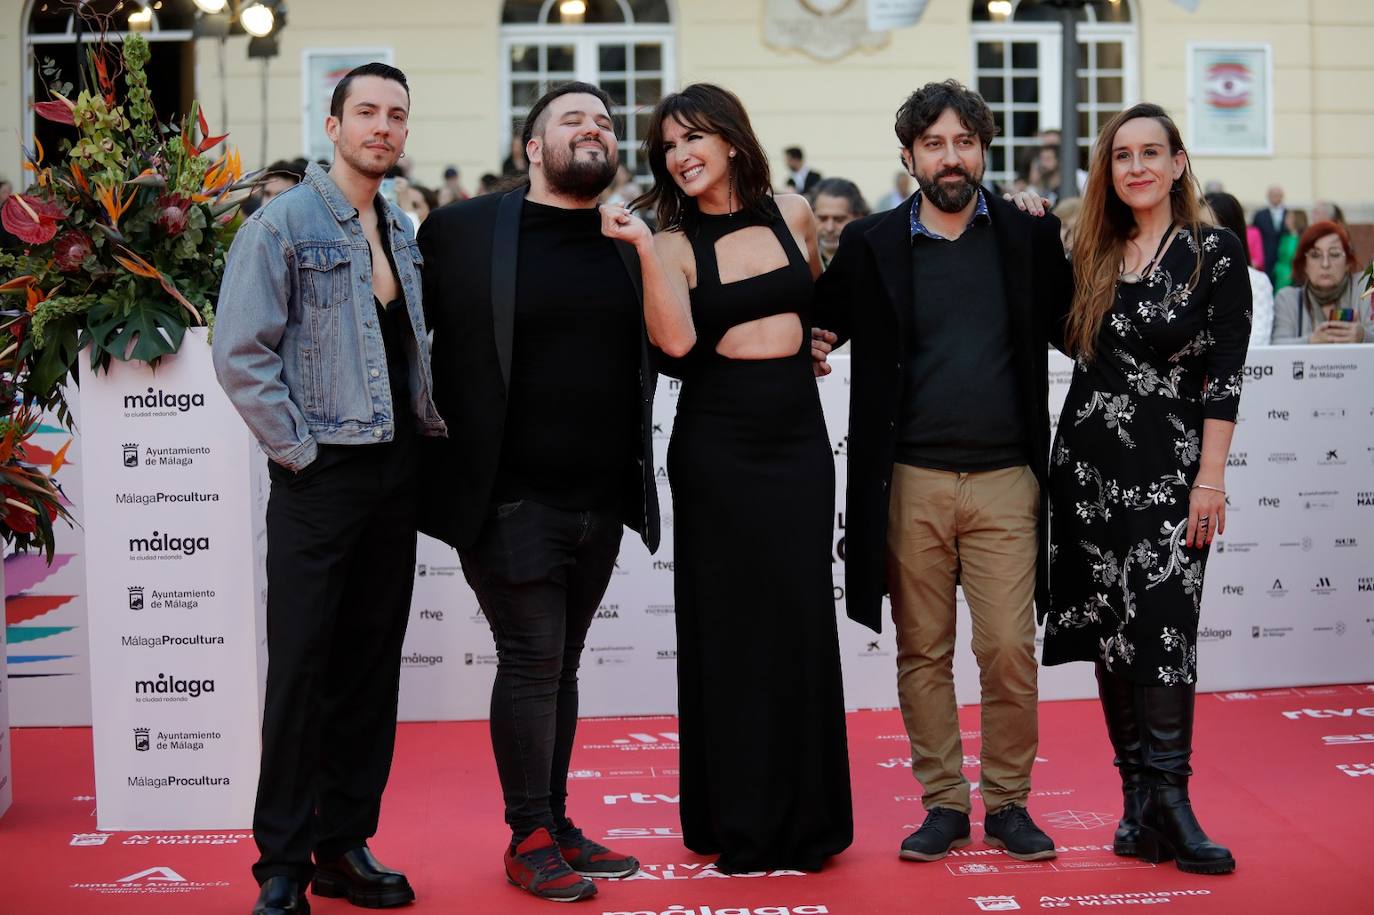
[1041,104,1249,876]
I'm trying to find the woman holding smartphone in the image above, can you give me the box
[1270,220,1372,344]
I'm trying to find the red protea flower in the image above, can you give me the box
[154,194,190,236]
[52,229,94,272]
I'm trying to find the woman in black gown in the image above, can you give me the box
[601,83,852,873]
[1040,104,1249,875]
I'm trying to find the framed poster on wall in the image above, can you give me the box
[301,48,395,165]
[1187,42,1273,156]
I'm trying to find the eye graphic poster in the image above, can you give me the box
[1188,43,1273,156]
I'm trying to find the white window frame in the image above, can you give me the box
[970,2,1139,185]
[500,23,677,174]
[969,23,1063,186]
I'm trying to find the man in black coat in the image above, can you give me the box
[815,80,1072,866]
[1251,184,1287,282]
[417,82,658,904]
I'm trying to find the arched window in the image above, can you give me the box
[501,0,676,177]
[970,0,1137,190]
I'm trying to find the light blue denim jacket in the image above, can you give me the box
[212,163,446,470]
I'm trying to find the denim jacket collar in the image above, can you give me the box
[303,161,403,231]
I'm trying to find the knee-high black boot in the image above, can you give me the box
[1095,662,1147,856]
[1135,683,1235,875]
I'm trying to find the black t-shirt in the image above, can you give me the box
[492,199,641,512]
[373,199,411,431]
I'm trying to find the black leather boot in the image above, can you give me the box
[1095,662,1148,856]
[1135,683,1236,875]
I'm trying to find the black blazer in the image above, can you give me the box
[416,186,660,554]
[1251,207,1285,274]
[814,192,1072,633]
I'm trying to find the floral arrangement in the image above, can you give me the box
[0,30,253,557]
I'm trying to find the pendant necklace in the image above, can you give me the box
[1120,222,1176,284]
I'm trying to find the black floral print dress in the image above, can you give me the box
[1043,226,1251,686]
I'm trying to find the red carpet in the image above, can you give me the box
[2,685,1371,914]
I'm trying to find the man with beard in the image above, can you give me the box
[417,82,658,903]
[814,80,1072,865]
[214,63,443,915]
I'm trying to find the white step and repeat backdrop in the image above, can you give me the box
[7,345,1374,734]
[401,345,1374,717]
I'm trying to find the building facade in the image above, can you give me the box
[2,0,1371,215]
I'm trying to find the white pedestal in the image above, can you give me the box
[79,328,264,829]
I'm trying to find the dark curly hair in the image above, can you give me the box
[894,79,997,152]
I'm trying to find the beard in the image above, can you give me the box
[543,138,617,199]
[915,163,982,213]
[339,137,398,180]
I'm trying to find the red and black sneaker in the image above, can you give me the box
[555,821,641,878]
[505,828,597,902]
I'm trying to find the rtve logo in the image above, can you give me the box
[1221,584,1244,596]
[1257,497,1281,508]
[1282,707,1374,720]
[1266,409,1290,421]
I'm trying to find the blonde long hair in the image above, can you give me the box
[1067,104,1205,360]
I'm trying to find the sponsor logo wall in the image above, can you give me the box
[398,348,1374,717]
[77,331,261,828]
[11,347,1374,729]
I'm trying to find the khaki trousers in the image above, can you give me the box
[886,463,1040,814]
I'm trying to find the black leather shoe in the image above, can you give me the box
[899,807,971,862]
[984,805,1057,861]
[253,876,310,915]
[313,847,416,908]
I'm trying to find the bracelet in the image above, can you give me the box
[1191,483,1225,494]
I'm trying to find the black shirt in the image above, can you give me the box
[373,199,411,430]
[898,213,1027,471]
[492,199,641,512]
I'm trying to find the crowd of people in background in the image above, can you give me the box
[9,117,1363,348]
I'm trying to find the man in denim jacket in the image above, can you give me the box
[213,63,444,915]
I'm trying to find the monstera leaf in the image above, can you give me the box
[82,297,188,366]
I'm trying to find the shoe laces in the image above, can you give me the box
[926,808,960,826]
[997,806,1035,830]
[523,842,574,882]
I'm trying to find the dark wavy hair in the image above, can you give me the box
[632,83,773,233]
[894,79,997,152]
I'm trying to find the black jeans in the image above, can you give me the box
[459,499,623,842]
[253,429,419,885]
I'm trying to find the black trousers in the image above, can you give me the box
[253,429,419,884]
[459,499,623,842]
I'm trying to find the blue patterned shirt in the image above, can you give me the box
[910,189,990,242]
